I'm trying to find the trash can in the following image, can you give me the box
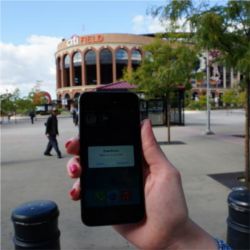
[227,187,250,250]
[11,200,60,249]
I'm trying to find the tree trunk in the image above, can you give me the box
[165,96,171,144]
[167,102,171,143]
[245,78,250,189]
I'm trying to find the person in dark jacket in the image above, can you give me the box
[44,109,62,158]
[29,110,36,124]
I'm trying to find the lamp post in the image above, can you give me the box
[205,50,214,135]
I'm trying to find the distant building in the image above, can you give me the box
[55,33,154,107]
[191,50,242,101]
[55,33,241,107]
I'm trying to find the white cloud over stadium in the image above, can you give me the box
[0,15,167,99]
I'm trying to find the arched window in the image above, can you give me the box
[64,93,70,99]
[73,52,82,86]
[63,55,70,87]
[85,50,97,85]
[74,92,80,102]
[63,93,71,109]
[100,48,113,84]
[116,48,128,80]
[56,57,62,88]
[131,49,142,71]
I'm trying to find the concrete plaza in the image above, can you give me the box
[1,109,245,249]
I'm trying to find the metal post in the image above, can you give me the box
[246,79,250,188]
[205,50,214,135]
[11,200,61,250]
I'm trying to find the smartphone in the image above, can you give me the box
[79,91,145,226]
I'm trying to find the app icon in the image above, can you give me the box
[120,190,132,201]
[107,191,118,202]
[95,191,106,201]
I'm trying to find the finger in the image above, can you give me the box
[142,154,150,180]
[67,156,81,178]
[69,179,81,201]
[65,137,80,155]
[141,119,174,172]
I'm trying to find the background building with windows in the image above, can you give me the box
[191,51,242,103]
[55,33,241,107]
[55,33,155,106]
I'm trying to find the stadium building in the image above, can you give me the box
[55,33,155,106]
[55,33,241,106]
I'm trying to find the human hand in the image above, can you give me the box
[65,119,216,250]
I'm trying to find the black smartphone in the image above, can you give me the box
[79,91,145,226]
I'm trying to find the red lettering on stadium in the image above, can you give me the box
[80,35,104,44]
[58,35,105,50]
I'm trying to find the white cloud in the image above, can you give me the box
[132,14,191,34]
[147,17,166,33]
[0,35,62,99]
[132,15,166,34]
[132,15,146,33]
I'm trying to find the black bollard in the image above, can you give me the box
[11,200,60,250]
[227,187,250,250]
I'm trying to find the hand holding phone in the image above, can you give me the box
[66,120,217,250]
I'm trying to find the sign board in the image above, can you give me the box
[62,99,68,105]
[58,34,105,50]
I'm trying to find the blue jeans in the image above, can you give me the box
[44,135,61,157]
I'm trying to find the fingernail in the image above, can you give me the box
[69,164,78,174]
[65,140,71,148]
[70,188,76,197]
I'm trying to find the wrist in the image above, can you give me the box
[167,219,217,250]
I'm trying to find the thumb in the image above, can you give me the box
[141,119,173,173]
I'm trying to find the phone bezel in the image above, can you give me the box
[79,91,145,226]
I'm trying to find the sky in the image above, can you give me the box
[1,0,168,98]
[0,0,226,99]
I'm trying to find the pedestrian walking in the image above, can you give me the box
[44,109,62,158]
[71,106,78,126]
[29,110,36,124]
[73,108,78,126]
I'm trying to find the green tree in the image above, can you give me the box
[15,98,35,115]
[188,95,207,110]
[0,88,21,119]
[151,0,250,187]
[0,88,37,120]
[239,90,246,108]
[0,93,15,117]
[28,88,47,105]
[124,38,197,142]
[222,88,239,108]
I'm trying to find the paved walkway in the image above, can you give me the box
[1,109,245,249]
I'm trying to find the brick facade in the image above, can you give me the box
[55,33,155,101]
[55,33,241,105]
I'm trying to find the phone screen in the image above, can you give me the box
[79,91,145,226]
